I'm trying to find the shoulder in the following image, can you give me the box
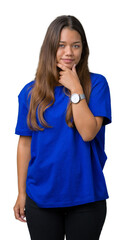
[18,80,35,103]
[18,80,35,96]
[90,72,109,89]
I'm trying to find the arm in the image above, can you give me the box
[13,136,32,222]
[71,86,103,142]
[57,63,104,142]
[17,136,32,194]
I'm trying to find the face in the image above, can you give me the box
[56,28,83,69]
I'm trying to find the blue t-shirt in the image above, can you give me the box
[15,72,112,208]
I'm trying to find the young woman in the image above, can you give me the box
[13,15,112,240]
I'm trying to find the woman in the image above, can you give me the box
[13,15,112,240]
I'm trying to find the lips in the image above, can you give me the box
[61,59,74,63]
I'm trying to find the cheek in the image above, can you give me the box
[56,49,63,60]
[76,50,82,63]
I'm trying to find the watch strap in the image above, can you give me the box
[79,93,86,100]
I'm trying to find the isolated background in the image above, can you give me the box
[0,0,124,239]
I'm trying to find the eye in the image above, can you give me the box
[59,44,65,48]
[73,45,80,48]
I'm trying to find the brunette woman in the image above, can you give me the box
[13,15,112,240]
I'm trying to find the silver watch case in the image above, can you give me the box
[70,93,85,104]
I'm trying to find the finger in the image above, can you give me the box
[20,215,27,222]
[14,208,24,221]
[20,207,25,217]
[20,207,27,221]
[59,71,64,76]
[72,64,77,72]
[14,207,20,219]
[14,207,27,222]
[57,63,67,71]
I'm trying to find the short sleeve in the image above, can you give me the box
[88,74,112,126]
[15,89,33,136]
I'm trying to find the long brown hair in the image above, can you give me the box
[27,15,91,131]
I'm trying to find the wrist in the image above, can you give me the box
[71,85,84,94]
[18,192,26,197]
[18,188,26,195]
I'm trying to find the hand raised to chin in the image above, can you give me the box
[57,63,82,93]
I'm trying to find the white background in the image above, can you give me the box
[0,0,124,239]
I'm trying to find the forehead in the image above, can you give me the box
[59,28,82,42]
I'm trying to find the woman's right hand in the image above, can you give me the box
[13,193,27,222]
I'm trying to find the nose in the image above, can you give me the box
[65,46,73,56]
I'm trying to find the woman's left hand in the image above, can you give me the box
[57,63,82,92]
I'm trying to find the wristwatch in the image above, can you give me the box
[70,93,86,104]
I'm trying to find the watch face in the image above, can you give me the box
[71,93,80,103]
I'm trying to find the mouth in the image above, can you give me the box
[61,59,75,64]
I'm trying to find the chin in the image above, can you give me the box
[66,66,72,69]
[64,63,74,69]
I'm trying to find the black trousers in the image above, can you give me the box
[25,194,107,240]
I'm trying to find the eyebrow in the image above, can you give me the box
[59,41,81,44]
